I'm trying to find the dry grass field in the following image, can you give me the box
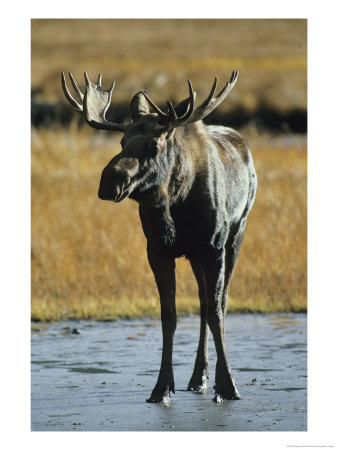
[31,19,307,321]
[31,19,306,112]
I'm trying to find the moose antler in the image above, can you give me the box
[142,70,239,130]
[61,72,127,132]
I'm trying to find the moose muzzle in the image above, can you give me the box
[98,164,133,203]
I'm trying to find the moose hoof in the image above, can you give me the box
[213,388,241,403]
[146,394,171,406]
[146,385,173,405]
[187,379,207,393]
[187,385,207,394]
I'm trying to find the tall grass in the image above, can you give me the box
[31,19,306,111]
[31,126,307,321]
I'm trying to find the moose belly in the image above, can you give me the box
[139,203,228,258]
[172,207,231,257]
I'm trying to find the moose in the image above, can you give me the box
[61,70,257,404]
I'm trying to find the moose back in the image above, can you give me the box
[62,71,257,404]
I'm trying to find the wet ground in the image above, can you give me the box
[31,313,307,431]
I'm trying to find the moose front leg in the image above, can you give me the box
[202,249,240,402]
[146,249,176,404]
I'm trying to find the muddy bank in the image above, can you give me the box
[31,313,307,431]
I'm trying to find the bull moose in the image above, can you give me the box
[61,70,257,404]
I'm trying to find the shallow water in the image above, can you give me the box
[31,313,307,431]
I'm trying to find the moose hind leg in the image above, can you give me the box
[202,249,240,402]
[187,258,209,392]
[222,218,248,312]
[211,218,248,402]
[146,250,176,405]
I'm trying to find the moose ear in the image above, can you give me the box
[174,91,196,117]
[130,91,150,121]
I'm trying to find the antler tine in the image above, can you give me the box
[108,80,116,93]
[184,70,239,125]
[61,72,83,112]
[166,101,178,121]
[84,72,91,87]
[68,72,84,102]
[141,78,196,126]
[86,72,115,93]
[201,77,218,109]
[141,91,168,118]
[186,76,218,118]
[216,70,238,99]
[61,71,128,132]
[231,70,239,84]
[139,71,238,132]
[177,79,195,122]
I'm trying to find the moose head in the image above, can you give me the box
[61,71,238,205]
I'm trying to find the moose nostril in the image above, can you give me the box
[114,185,120,199]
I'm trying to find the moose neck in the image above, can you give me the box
[133,123,205,247]
[155,122,213,208]
[165,129,197,205]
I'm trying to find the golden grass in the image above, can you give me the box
[31,126,307,321]
[31,19,306,111]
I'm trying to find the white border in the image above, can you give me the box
[1,1,337,448]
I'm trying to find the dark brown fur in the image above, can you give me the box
[98,94,257,403]
[61,72,257,404]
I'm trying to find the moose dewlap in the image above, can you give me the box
[62,71,257,404]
